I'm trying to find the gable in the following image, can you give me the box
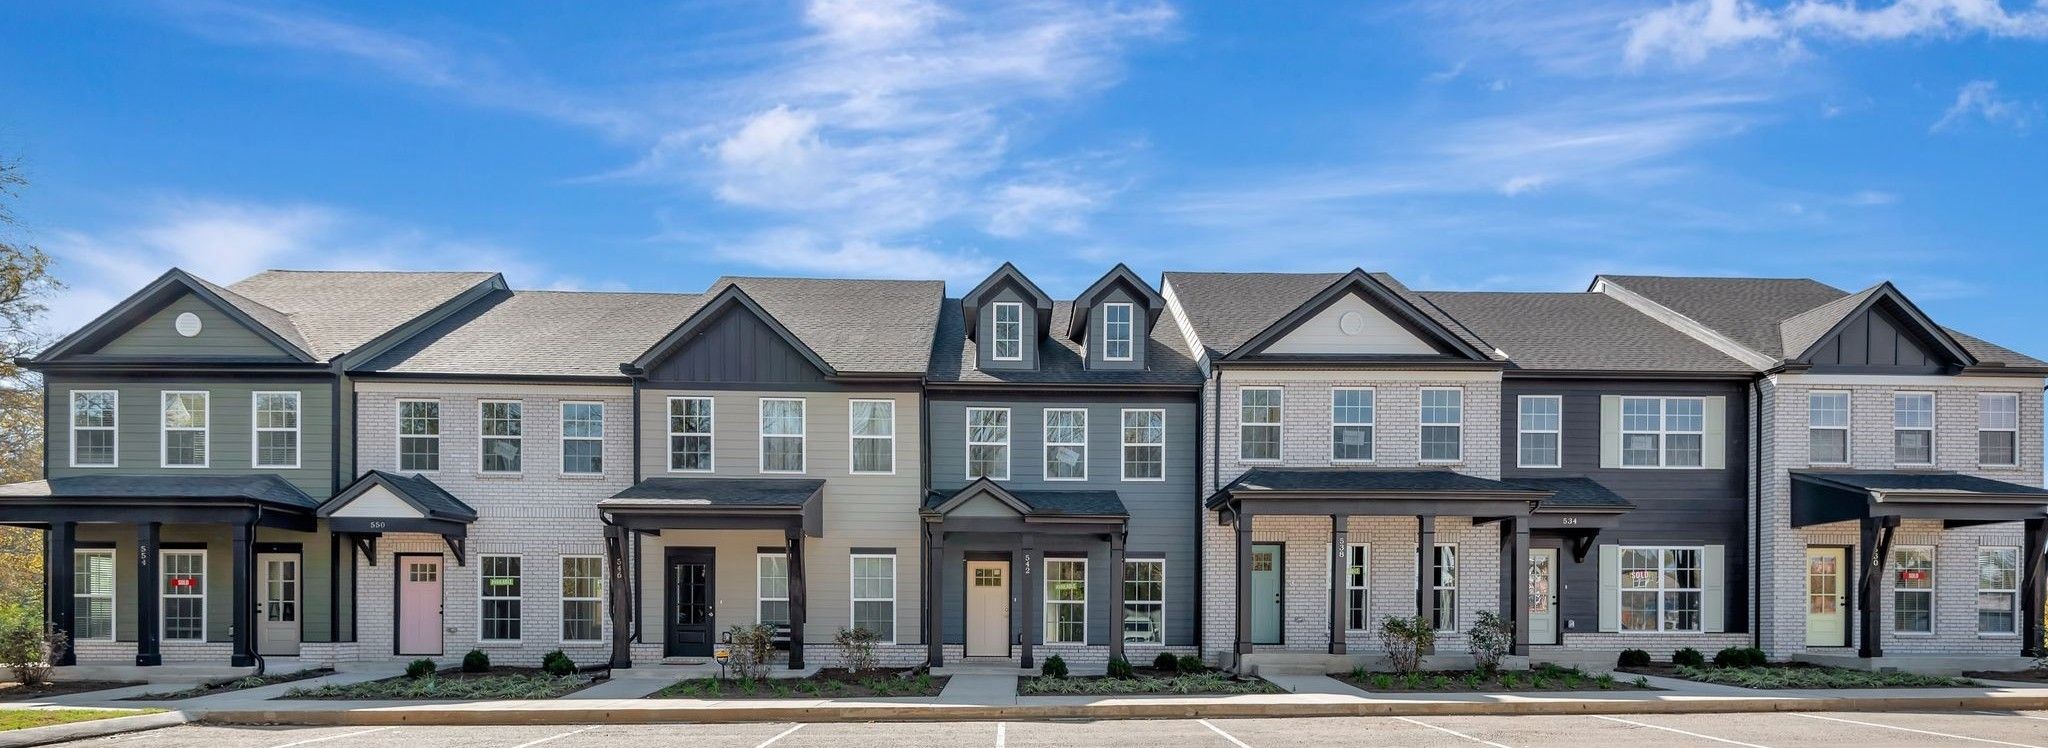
[1262,291,1441,355]
[328,484,426,519]
[645,302,830,384]
[93,291,300,360]
[1805,304,1948,372]
[947,491,1023,517]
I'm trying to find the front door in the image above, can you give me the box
[965,560,1010,657]
[1528,547,1559,645]
[1250,543,1284,645]
[257,553,301,656]
[665,548,715,658]
[396,556,443,656]
[1806,547,1848,647]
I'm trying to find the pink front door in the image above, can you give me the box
[398,557,443,655]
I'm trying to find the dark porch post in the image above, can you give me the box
[785,527,807,670]
[2022,518,2046,658]
[1328,514,1347,655]
[1416,514,1436,650]
[328,533,342,644]
[1856,517,1882,659]
[605,524,632,669]
[1108,531,1127,665]
[926,524,944,667]
[231,522,255,668]
[135,522,160,666]
[1504,518,1530,656]
[1018,534,1037,669]
[48,522,76,666]
[1234,508,1253,658]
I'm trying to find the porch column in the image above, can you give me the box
[1234,508,1253,657]
[605,524,632,669]
[1416,515,1436,646]
[2022,518,2046,658]
[1108,531,1127,665]
[925,525,944,668]
[1018,534,1037,669]
[231,522,255,668]
[1328,514,1348,655]
[1856,517,1883,659]
[785,527,807,670]
[328,533,342,644]
[135,522,160,666]
[47,522,76,666]
[1504,518,1530,656]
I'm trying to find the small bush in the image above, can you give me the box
[541,650,576,677]
[1176,654,1205,674]
[1672,648,1706,668]
[1106,656,1133,679]
[462,649,491,673]
[1713,646,1768,668]
[833,627,880,672]
[405,659,438,679]
[1465,611,1512,674]
[1616,649,1652,668]
[1377,615,1435,674]
[0,606,68,686]
[1040,654,1069,679]
[1153,652,1179,672]
[727,624,777,681]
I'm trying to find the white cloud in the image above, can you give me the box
[1499,175,1549,196]
[1931,79,2040,132]
[710,229,988,281]
[1845,189,1899,205]
[1626,0,2048,67]
[986,181,1102,237]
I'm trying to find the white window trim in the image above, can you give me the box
[850,553,897,645]
[1345,543,1371,631]
[251,391,302,469]
[159,549,207,642]
[69,390,118,469]
[1102,302,1135,361]
[1618,396,1706,470]
[74,549,115,641]
[559,554,604,644]
[1978,546,2020,636]
[1238,386,1284,463]
[1431,544,1457,631]
[1892,391,1936,468]
[559,401,604,476]
[1043,557,1088,645]
[1808,390,1852,466]
[1330,387,1375,464]
[1124,558,1165,645]
[667,396,714,473]
[1120,408,1166,482]
[396,398,441,473]
[1616,545,1705,633]
[965,406,1011,481]
[478,554,523,644]
[477,400,524,475]
[758,552,789,627]
[759,397,807,474]
[1891,545,1935,636]
[1516,395,1562,469]
[1043,407,1088,482]
[1978,392,2021,468]
[1419,387,1464,465]
[159,390,209,468]
[991,302,1024,361]
[848,399,896,476]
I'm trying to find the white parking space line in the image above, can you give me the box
[995,721,1006,748]
[269,727,398,748]
[1593,715,1774,748]
[507,725,597,748]
[755,723,805,748]
[1392,716,1514,748]
[1793,713,2048,748]
[1197,719,1253,748]
[1980,710,2048,721]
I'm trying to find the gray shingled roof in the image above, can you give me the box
[1510,476,1636,510]
[328,471,477,521]
[1421,292,1751,373]
[1794,470,2048,498]
[709,277,945,375]
[603,477,825,508]
[927,298,1204,385]
[361,290,708,378]
[227,270,499,361]
[1162,271,1494,360]
[0,475,318,509]
[923,487,1129,517]
[1776,285,1880,360]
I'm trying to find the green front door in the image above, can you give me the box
[1250,543,1283,645]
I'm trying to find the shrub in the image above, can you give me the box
[541,650,576,677]
[1040,654,1069,679]
[1376,615,1434,674]
[462,649,491,673]
[833,626,880,672]
[0,607,68,686]
[1153,652,1179,672]
[726,624,776,681]
[1713,646,1768,668]
[405,659,438,679]
[1616,649,1652,668]
[1106,656,1133,679]
[1465,611,1512,674]
[1176,654,1205,674]
[1672,647,1706,668]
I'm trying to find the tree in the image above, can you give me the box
[0,159,61,613]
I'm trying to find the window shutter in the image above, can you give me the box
[1702,544,1726,633]
[1598,544,1620,632]
[1599,396,1622,469]
[1702,396,1727,470]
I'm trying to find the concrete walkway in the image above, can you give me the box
[935,674,1018,706]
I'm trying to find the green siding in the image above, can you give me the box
[47,377,334,498]
[74,523,343,644]
[95,293,296,359]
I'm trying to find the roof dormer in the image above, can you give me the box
[1069,264,1165,371]
[962,262,1054,371]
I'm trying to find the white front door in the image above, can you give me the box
[965,561,1010,657]
[257,553,301,656]
[1806,547,1848,647]
[1528,547,1559,645]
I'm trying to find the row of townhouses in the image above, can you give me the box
[5,263,2044,678]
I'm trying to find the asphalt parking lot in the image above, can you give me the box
[55,710,2048,748]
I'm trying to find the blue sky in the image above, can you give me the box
[2,0,2045,355]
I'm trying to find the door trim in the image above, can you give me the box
[1527,546,1561,646]
[663,547,717,658]
[392,552,444,657]
[256,551,303,656]
[1805,545,1853,648]
[962,559,1011,658]
[1251,542,1285,646]
[254,542,304,645]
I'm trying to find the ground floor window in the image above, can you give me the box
[1977,547,2019,634]
[1346,544,1370,630]
[560,556,602,642]
[1431,545,1456,631]
[161,550,206,641]
[1046,558,1087,644]
[1619,547,1701,632]
[1123,560,1163,645]
[758,553,789,627]
[73,550,114,640]
[1892,546,1933,634]
[851,554,895,644]
[480,555,523,642]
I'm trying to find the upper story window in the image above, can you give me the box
[252,391,300,469]
[478,400,523,473]
[1517,395,1561,469]
[1979,393,2018,467]
[561,402,603,475]
[1893,392,1934,466]
[1239,387,1282,462]
[1331,388,1374,463]
[70,390,117,468]
[1121,409,1165,481]
[991,302,1024,361]
[1044,408,1088,481]
[160,391,209,468]
[398,400,441,472]
[1103,303,1134,361]
[1420,388,1463,463]
[759,398,806,474]
[849,399,895,475]
[966,407,1011,480]
[1808,391,1850,465]
[1620,396,1703,468]
[668,397,713,472]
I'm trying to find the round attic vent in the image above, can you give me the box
[1338,310,1366,336]
[175,312,203,337]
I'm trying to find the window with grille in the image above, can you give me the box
[1517,395,1561,468]
[1893,393,1934,466]
[760,398,806,473]
[1979,393,2018,467]
[1809,392,1850,465]
[1893,546,1933,634]
[480,555,523,641]
[1121,409,1164,480]
[1045,559,1087,644]
[992,302,1023,361]
[1618,547,1702,632]
[1239,388,1282,461]
[850,400,895,474]
[1332,388,1375,463]
[479,401,523,473]
[967,408,1011,480]
[1431,545,1457,630]
[161,550,206,640]
[1978,547,2019,634]
[561,556,602,642]
[253,391,300,468]
[1622,397,1704,467]
[161,391,209,467]
[1346,544,1370,631]
[70,391,117,467]
[668,397,713,472]
[758,553,789,627]
[1123,560,1163,645]
[851,555,896,643]
[73,550,114,640]
[1044,408,1087,480]
[1103,303,1134,360]
[398,400,441,471]
[1421,388,1463,463]
[561,403,603,475]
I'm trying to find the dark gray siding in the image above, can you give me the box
[646,305,829,385]
[930,393,1198,647]
[46,374,337,498]
[1499,378,1750,635]
[1807,306,1944,373]
[1084,286,1147,372]
[974,285,1039,371]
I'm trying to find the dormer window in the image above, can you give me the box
[1103,303,1134,361]
[992,302,1024,361]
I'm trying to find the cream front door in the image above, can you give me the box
[1528,548,1559,645]
[965,561,1010,657]
[1805,547,1848,647]
[257,553,300,656]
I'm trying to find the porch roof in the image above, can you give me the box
[318,471,476,539]
[599,477,824,535]
[1790,470,2048,527]
[0,475,317,530]
[1206,467,1550,514]
[923,479,1129,520]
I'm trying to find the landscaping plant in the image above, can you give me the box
[1465,610,1512,674]
[1040,654,1069,679]
[833,626,880,672]
[1672,647,1706,668]
[0,605,67,686]
[1376,615,1434,673]
[1153,652,1179,672]
[1616,648,1651,668]
[462,649,491,673]
[1106,656,1133,679]
[541,650,577,677]
[405,659,438,679]
[1713,646,1767,668]
[1176,654,1204,674]
[726,624,776,681]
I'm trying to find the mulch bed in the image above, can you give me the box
[1018,666,1281,696]
[1963,669,2048,684]
[0,680,142,701]
[1622,662,1976,689]
[650,667,946,699]
[1341,666,1655,693]
[282,666,604,700]
[125,668,334,701]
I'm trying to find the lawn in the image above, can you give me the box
[651,668,946,699]
[128,668,333,701]
[282,669,595,700]
[0,708,162,732]
[1339,664,1654,693]
[0,681,142,702]
[1661,664,1976,689]
[1018,669,1281,696]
